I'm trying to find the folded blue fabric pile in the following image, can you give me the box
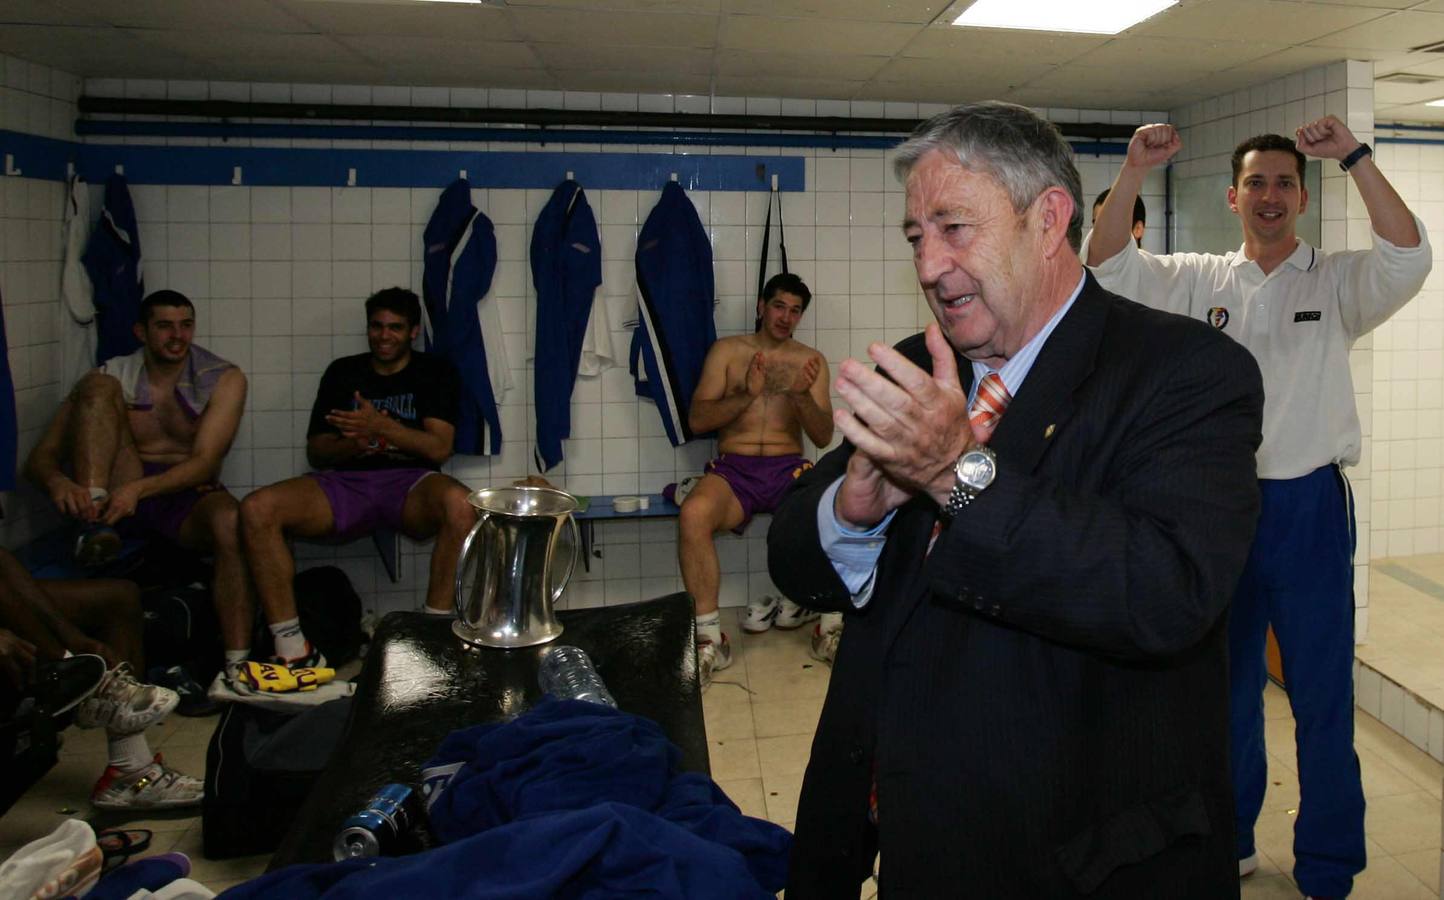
[222,699,790,898]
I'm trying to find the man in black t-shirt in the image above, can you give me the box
[232,288,476,683]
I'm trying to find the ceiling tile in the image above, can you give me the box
[1306,0,1419,8]
[1375,102,1444,122]
[1307,10,1444,52]
[1070,36,1286,73]
[0,25,176,76]
[716,49,888,81]
[533,44,713,75]
[719,15,920,55]
[1132,0,1389,43]
[1003,86,1177,111]
[1,2,109,25]
[509,8,718,47]
[275,0,521,39]
[61,0,316,33]
[1212,44,1358,81]
[874,56,1053,86]
[335,35,541,69]
[1374,79,1444,105]
[1019,64,1202,97]
[900,25,1107,63]
[505,0,720,10]
[130,29,365,64]
[376,64,556,90]
[721,0,946,24]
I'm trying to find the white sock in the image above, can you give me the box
[422,604,451,616]
[224,649,250,681]
[106,731,152,773]
[695,611,722,646]
[87,486,108,503]
[269,617,308,661]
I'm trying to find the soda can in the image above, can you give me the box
[332,783,419,861]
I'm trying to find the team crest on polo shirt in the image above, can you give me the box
[1207,306,1230,329]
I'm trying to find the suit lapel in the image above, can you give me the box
[987,273,1108,473]
[881,274,1111,653]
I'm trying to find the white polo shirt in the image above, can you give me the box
[1084,220,1431,479]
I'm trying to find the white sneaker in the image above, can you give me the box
[1237,852,1258,878]
[74,664,178,734]
[741,595,781,633]
[91,755,203,811]
[809,615,844,665]
[697,632,733,689]
[774,598,820,630]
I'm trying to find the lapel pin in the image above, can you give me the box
[1044,424,1056,439]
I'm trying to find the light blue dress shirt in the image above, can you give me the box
[817,272,1086,606]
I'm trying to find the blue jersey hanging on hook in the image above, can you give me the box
[82,174,143,365]
[422,178,507,456]
[530,179,602,472]
[632,182,715,446]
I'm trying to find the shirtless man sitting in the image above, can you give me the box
[679,273,833,685]
[24,289,252,685]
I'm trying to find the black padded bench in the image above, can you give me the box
[269,590,708,868]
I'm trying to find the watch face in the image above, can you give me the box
[958,451,995,490]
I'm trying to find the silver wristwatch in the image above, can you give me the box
[942,446,997,520]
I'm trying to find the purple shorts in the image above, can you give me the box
[118,461,222,543]
[308,467,435,541]
[705,453,812,533]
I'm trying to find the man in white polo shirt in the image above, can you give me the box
[1087,115,1431,900]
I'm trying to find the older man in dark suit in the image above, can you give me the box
[768,101,1264,898]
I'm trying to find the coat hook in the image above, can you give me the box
[347,167,357,187]
[65,161,75,179]
[565,170,574,181]
[771,173,779,191]
[114,164,124,175]
[669,172,678,182]
[459,169,467,180]
[232,165,243,186]
[3,154,20,177]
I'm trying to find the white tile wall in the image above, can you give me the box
[28,76,1176,618]
[1366,137,1444,570]
[0,52,78,548]
[1167,61,1383,640]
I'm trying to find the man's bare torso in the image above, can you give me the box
[713,335,823,457]
[128,376,198,465]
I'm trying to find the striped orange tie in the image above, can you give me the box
[969,372,1011,444]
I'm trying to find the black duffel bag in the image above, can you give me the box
[202,696,354,859]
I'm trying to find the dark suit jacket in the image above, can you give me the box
[768,274,1263,899]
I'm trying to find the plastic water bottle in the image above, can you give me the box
[538,645,617,707]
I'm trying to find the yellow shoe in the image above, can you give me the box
[237,660,336,693]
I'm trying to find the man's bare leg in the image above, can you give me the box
[238,477,335,664]
[41,580,145,671]
[678,474,746,682]
[177,491,253,654]
[677,474,746,618]
[67,374,142,495]
[400,474,476,614]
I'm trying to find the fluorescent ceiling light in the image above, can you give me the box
[1428,98,1444,107]
[953,0,1177,35]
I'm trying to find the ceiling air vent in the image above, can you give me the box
[1379,73,1441,85]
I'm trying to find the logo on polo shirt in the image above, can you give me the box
[1207,307,1229,329]
[1294,311,1322,322]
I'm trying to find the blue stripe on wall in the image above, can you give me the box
[3,123,1128,191]
[1,128,804,191]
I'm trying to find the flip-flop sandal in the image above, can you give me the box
[96,827,153,873]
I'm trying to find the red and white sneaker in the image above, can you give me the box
[91,754,203,811]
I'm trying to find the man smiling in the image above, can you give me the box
[231,288,475,691]
[1088,115,1431,899]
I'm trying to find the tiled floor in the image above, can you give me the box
[2,605,1440,898]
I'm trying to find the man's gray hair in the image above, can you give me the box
[893,101,1084,252]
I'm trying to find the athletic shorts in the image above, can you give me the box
[705,453,812,533]
[118,461,223,543]
[307,467,436,541]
